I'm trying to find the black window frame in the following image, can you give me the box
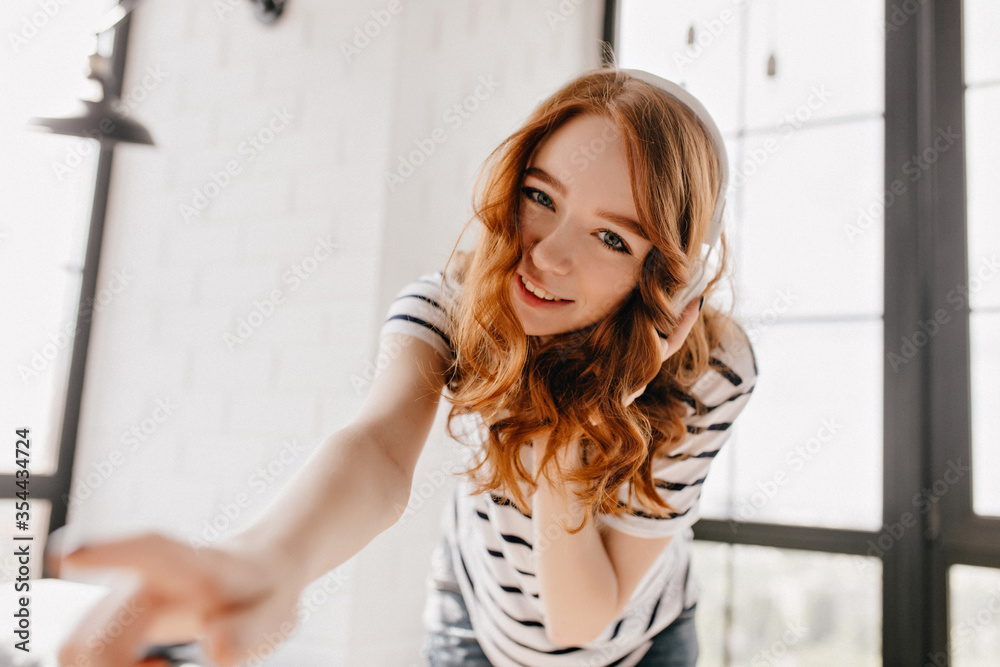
[0,12,135,571]
[606,1,1000,664]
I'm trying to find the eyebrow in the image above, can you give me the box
[523,166,649,241]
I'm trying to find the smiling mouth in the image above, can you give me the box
[517,274,573,306]
[520,274,569,301]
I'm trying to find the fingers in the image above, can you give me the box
[58,577,163,667]
[676,295,702,335]
[679,293,703,325]
[201,589,299,667]
[623,386,645,407]
[658,295,704,363]
[59,533,285,666]
[202,615,237,667]
[62,533,230,602]
[45,525,73,578]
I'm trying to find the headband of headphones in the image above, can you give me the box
[620,69,729,310]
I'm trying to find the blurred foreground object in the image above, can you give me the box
[26,0,154,146]
[25,0,286,143]
[0,578,210,666]
[0,578,110,667]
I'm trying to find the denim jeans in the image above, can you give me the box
[633,603,699,667]
[421,538,699,667]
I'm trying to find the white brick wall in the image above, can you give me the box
[65,0,603,663]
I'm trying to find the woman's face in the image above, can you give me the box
[512,114,654,342]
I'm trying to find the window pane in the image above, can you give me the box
[690,541,882,666]
[964,23,1000,516]
[965,86,1000,312]
[964,0,1000,86]
[621,2,885,532]
[701,320,882,531]
[739,121,884,318]
[948,565,1000,666]
[687,541,729,664]
[0,133,98,476]
[618,0,743,134]
[970,313,1000,516]
[0,0,116,475]
[743,0,883,130]
[618,0,884,132]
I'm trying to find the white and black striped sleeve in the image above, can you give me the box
[598,320,759,539]
[378,270,456,364]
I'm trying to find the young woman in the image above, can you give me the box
[56,67,757,667]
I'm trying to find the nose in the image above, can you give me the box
[527,215,575,276]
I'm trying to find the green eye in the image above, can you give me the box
[522,187,554,209]
[521,186,631,255]
[597,230,630,254]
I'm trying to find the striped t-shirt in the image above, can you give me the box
[380,270,758,667]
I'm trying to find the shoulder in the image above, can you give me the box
[379,269,459,364]
[688,316,758,410]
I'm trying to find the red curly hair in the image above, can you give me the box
[428,66,742,533]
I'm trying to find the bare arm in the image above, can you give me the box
[217,424,408,593]
[56,334,449,666]
[531,299,704,646]
[532,434,672,647]
[219,334,449,595]
[532,437,618,646]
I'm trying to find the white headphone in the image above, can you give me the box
[621,69,729,313]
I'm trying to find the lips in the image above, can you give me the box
[514,273,573,308]
[518,273,570,301]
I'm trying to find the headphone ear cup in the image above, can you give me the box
[621,69,728,324]
[671,238,714,310]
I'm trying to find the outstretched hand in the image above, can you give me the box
[623,295,704,407]
[55,532,301,667]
